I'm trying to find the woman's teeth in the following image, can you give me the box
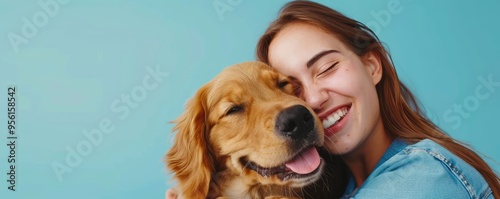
[322,107,348,128]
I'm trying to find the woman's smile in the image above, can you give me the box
[319,104,351,137]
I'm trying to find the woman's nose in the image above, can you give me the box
[303,85,328,111]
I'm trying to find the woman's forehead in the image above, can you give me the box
[268,23,349,68]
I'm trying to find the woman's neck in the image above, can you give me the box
[341,118,392,187]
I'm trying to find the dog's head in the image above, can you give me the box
[166,62,324,198]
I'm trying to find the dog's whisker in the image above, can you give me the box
[240,159,252,177]
[302,187,314,199]
[322,172,332,193]
[324,129,344,153]
[318,173,328,191]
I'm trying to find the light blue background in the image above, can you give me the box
[0,0,499,198]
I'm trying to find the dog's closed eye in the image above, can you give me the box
[226,105,244,116]
[277,80,290,89]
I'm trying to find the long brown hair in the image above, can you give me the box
[256,0,500,197]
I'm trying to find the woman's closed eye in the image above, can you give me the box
[317,61,339,77]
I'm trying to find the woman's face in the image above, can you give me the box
[268,23,383,155]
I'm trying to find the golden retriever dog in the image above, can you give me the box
[166,61,335,199]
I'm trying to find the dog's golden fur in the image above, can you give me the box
[165,62,331,199]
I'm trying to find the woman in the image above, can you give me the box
[167,1,500,198]
[255,1,499,198]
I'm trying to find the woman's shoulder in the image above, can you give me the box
[359,138,493,198]
[401,138,487,183]
[404,138,455,154]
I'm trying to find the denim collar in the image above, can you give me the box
[373,138,408,170]
[343,138,409,197]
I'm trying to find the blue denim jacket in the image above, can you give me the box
[341,139,493,199]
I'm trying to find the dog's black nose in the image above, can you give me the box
[275,105,315,140]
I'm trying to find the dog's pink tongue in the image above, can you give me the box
[285,147,320,174]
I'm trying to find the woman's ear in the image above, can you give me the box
[363,51,383,85]
[166,84,214,199]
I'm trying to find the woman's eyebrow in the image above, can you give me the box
[306,49,339,68]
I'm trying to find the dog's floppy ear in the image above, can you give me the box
[166,84,214,199]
